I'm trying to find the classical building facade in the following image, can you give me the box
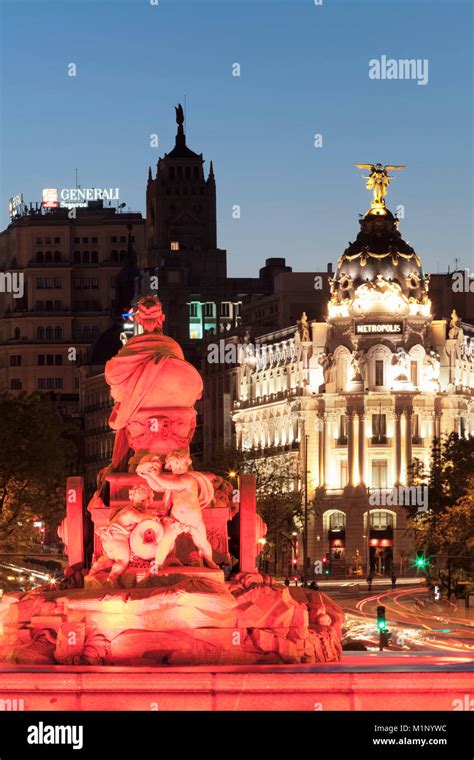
[232,196,474,576]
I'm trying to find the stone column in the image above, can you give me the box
[394,412,402,485]
[318,415,325,487]
[358,413,366,486]
[324,414,331,486]
[347,411,355,486]
[239,473,257,573]
[405,410,413,484]
[65,476,85,568]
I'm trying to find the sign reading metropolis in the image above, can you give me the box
[355,322,403,335]
[42,187,120,209]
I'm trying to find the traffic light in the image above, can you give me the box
[376,605,386,631]
[415,550,428,569]
[322,557,330,575]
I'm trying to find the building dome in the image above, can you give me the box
[328,206,431,318]
[89,323,123,365]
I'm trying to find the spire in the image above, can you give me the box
[208,160,215,186]
[148,166,152,182]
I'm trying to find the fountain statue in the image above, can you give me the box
[0,296,343,666]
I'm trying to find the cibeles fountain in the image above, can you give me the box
[0,296,343,666]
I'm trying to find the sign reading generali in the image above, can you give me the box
[42,187,120,209]
[355,322,403,335]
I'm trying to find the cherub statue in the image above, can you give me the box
[137,450,219,569]
[355,163,406,206]
[89,483,162,584]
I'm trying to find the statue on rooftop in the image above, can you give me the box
[355,163,406,206]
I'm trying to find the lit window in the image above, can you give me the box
[204,302,214,318]
[170,241,180,251]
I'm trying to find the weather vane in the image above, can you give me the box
[355,163,406,207]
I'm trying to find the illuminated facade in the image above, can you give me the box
[233,200,474,576]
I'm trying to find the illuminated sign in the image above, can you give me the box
[355,322,403,335]
[42,187,120,209]
[8,193,24,218]
[42,188,59,208]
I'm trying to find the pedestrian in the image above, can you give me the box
[284,577,290,587]
[367,572,373,592]
[391,573,397,590]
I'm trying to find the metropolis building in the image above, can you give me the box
[232,182,474,576]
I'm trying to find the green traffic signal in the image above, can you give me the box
[376,605,386,631]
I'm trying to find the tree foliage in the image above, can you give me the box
[0,393,75,550]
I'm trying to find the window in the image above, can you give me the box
[371,461,388,489]
[204,302,214,318]
[340,461,348,488]
[410,361,418,387]
[111,236,117,243]
[14,327,21,339]
[10,355,22,366]
[82,237,89,244]
[189,302,198,317]
[36,237,43,244]
[120,236,126,243]
[45,326,53,339]
[91,277,99,288]
[36,277,45,289]
[54,326,62,340]
[45,277,54,288]
[91,237,97,243]
[38,355,45,365]
[170,241,180,251]
[111,250,118,262]
[54,251,61,262]
[45,237,51,244]
[54,277,62,288]
[37,327,44,339]
[74,251,81,263]
[91,251,98,263]
[55,354,62,365]
[83,251,90,263]
[329,511,346,530]
[36,252,44,262]
[372,413,387,442]
[54,237,60,244]
[11,379,22,390]
[338,414,347,443]
[46,354,54,365]
[220,302,230,317]
[45,251,52,262]
[74,237,80,244]
[412,413,422,443]
[370,510,393,529]
[375,360,384,386]
[55,378,63,389]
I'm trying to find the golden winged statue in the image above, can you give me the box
[355,163,406,206]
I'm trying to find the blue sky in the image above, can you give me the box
[1,0,472,275]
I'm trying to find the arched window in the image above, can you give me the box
[37,326,44,339]
[54,251,61,262]
[54,326,62,340]
[36,251,44,263]
[91,251,98,263]
[45,251,53,262]
[45,326,53,340]
[74,251,81,263]
[82,251,90,264]
[14,327,20,339]
[119,250,126,261]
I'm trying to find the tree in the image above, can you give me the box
[0,393,75,551]
[405,434,474,590]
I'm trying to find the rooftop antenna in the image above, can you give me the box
[454,257,460,271]
[75,168,78,190]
